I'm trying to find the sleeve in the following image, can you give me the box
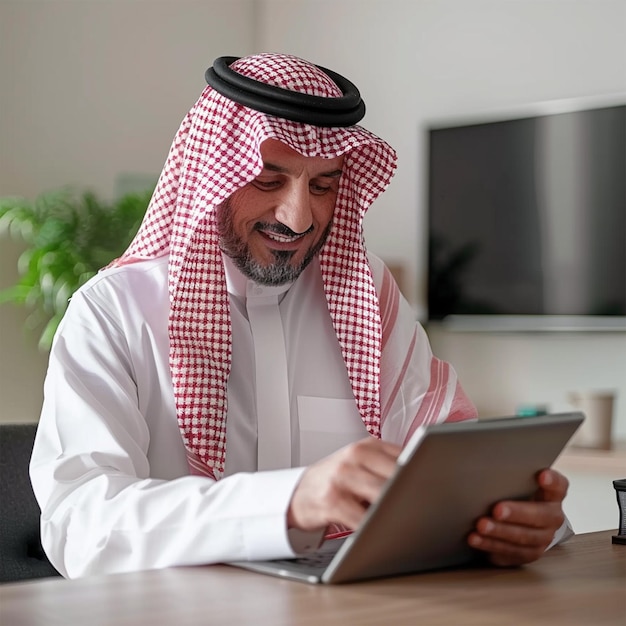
[369,255,575,548]
[368,255,478,445]
[29,286,318,578]
[549,519,575,548]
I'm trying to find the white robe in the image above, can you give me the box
[30,252,477,577]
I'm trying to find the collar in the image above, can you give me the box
[221,252,294,302]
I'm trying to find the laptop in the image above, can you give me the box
[228,411,583,584]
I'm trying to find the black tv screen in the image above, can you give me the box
[427,100,626,329]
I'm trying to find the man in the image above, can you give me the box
[30,53,570,578]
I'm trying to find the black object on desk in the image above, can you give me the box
[612,478,626,545]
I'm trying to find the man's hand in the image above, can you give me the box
[287,437,401,532]
[467,468,569,566]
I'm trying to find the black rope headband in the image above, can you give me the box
[205,56,366,127]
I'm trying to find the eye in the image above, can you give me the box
[310,182,331,195]
[252,178,281,191]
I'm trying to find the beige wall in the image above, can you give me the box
[0,0,255,421]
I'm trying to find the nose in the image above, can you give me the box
[273,180,313,234]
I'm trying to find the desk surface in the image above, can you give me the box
[1,531,624,626]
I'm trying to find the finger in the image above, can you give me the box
[350,438,401,478]
[331,459,390,506]
[534,468,569,502]
[288,441,397,531]
[480,470,567,534]
[327,493,370,531]
[311,471,383,531]
[491,500,565,530]
[468,532,545,567]
[475,513,557,548]
[468,522,552,567]
[328,440,402,526]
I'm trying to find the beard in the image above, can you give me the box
[216,199,333,286]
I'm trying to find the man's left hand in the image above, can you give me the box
[467,468,569,567]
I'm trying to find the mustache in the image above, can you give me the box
[253,222,314,237]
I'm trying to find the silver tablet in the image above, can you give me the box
[229,411,584,584]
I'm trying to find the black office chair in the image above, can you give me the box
[0,422,61,583]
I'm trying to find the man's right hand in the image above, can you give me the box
[287,437,401,532]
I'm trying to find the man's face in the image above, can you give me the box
[216,139,344,286]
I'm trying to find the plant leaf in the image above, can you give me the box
[0,185,153,350]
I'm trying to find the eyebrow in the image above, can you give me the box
[262,162,343,178]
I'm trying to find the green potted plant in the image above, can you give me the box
[0,187,152,350]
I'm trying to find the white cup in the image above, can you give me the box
[567,391,615,450]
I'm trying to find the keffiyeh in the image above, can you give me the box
[112,53,398,478]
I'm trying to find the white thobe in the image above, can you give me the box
[29,253,419,576]
[30,252,567,578]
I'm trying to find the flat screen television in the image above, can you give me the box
[427,97,626,331]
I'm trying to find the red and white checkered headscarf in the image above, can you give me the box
[113,53,397,479]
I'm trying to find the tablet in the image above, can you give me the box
[229,411,584,584]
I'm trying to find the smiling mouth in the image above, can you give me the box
[255,223,313,250]
[261,229,306,244]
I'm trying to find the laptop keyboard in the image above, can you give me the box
[280,550,335,568]
[273,537,346,570]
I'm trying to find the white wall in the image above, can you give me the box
[257,0,626,309]
[0,0,255,422]
[256,0,626,441]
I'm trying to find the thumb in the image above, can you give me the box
[535,469,569,502]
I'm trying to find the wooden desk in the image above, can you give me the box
[1,531,624,626]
